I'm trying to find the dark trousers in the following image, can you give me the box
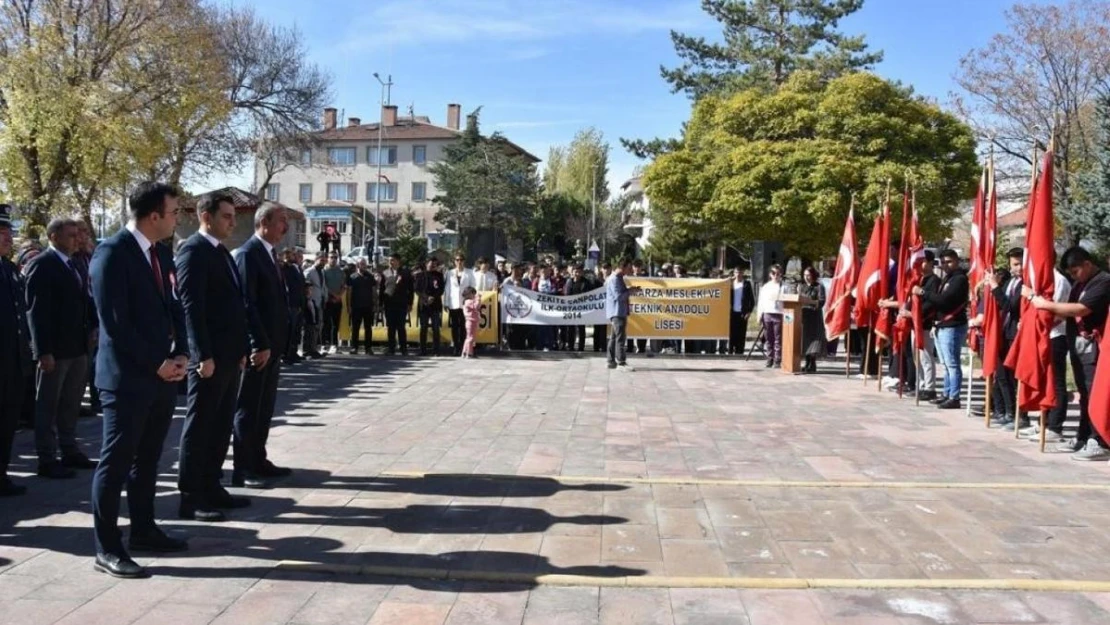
[87,346,100,408]
[302,302,320,356]
[607,317,628,365]
[286,309,304,361]
[1072,338,1104,447]
[763,313,783,364]
[729,311,749,354]
[322,300,342,347]
[35,355,89,463]
[994,338,1017,418]
[178,360,240,500]
[1,366,26,479]
[233,357,281,477]
[419,307,442,354]
[448,308,465,355]
[385,306,408,354]
[593,324,607,351]
[1048,336,1069,433]
[568,326,586,351]
[91,383,176,556]
[349,307,374,353]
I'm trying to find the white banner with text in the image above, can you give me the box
[500,284,609,326]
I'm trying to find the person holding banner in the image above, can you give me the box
[565,265,590,352]
[605,259,641,370]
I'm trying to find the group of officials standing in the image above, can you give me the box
[0,184,296,579]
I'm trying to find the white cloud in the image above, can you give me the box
[335,0,710,53]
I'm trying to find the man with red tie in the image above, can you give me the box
[232,203,291,488]
[89,182,189,578]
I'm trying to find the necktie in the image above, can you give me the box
[66,259,83,288]
[149,246,164,296]
[271,248,286,296]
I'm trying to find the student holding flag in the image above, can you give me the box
[914,249,968,409]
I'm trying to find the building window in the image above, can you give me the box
[366,182,398,202]
[294,220,306,247]
[367,145,397,166]
[299,148,312,166]
[413,145,427,165]
[411,182,427,202]
[326,183,357,201]
[263,184,279,201]
[327,147,356,166]
[299,184,312,203]
[337,220,348,234]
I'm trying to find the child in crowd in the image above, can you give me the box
[461,286,480,358]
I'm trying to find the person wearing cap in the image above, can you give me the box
[0,204,33,496]
[24,217,96,478]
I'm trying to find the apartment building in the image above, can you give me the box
[256,102,537,257]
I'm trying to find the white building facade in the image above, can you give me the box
[255,103,471,256]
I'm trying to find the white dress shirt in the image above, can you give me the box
[732,279,746,312]
[1051,269,1072,339]
[756,280,783,317]
[475,270,499,292]
[127,223,154,266]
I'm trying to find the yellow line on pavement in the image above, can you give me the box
[275,561,1110,592]
[379,470,1110,491]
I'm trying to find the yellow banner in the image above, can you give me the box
[625,278,730,339]
[338,290,499,345]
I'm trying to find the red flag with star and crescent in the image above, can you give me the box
[825,203,859,340]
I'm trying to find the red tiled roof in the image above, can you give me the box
[315,119,540,163]
[997,207,1027,229]
[181,187,303,220]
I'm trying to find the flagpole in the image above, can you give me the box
[863,326,873,385]
[844,332,851,378]
[984,374,993,428]
[965,350,975,418]
[1040,410,1047,452]
[914,333,921,407]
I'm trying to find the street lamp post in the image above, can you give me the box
[372,72,393,264]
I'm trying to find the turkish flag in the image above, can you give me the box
[858,199,891,340]
[967,169,987,351]
[1004,149,1056,412]
[893,188,923,353]
[1088,315,1110,443]
[825,205,859,340]
[980,164,1002,378]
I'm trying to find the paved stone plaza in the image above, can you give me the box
[4,354,1110,624]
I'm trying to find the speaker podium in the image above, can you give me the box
[778,293,817,374]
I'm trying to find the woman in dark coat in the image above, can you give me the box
[799,266,827,373]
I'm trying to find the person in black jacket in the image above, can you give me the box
[379,254,413,355]
[174,193,252,521]
[565,264,590,352]
[25,217,95,478]
[347,258,377,355]
[988,249,1024,427]
[232,203,292,489]
[0,205,33,497]
[914,249,968,409]
[414,257,445,355]
[282,249,306,365]
[729,266,755,355]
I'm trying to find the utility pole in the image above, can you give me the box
[372,72,393,264]
[589,160,598,248]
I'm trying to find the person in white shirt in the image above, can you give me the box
[1036,268,1073,441]
[302,253,327,359]
[756,264,785,368]
[444,253,477,356]
[474,257,499,292]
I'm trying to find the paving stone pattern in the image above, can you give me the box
[2,354,1110,624]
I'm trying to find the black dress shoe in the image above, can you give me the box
[937,398,962,410]
[917,390,937,402]
[37,462,76,479]
[94,553,147,579]
[258,463,293,478]
[0,477,27,497]
[230,474,271,489]
[178,502,226,522]
[129,528,188,553]
[929,395,949,404]
[60,453,98,469]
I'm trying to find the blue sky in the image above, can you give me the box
[212,0,1050,198]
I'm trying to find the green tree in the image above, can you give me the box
[643,71,979,259]
[389,209,428,268]
[1071,94,1110,247]
[429,109,540,247]
[623,0,881,159]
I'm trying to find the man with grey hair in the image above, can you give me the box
[25,217,96,478]
[232,202,292,488]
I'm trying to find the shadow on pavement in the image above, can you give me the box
[290,471,629,498]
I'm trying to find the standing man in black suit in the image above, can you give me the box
[380,253,413,355]
[89,182,189,578]
[282,249,306,365]
[415,257,445,356]
[25,218,96,478]
[175,194,252,521]
[1,204,33,496]
[729,265,755,355]
[232,202,291,489]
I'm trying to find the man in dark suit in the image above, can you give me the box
[380,253,413,355]
[89,182,189,578]
[990,248,1024,427]
[282,249,306,365]
[175,194,252,522]
[414,257,445,355]
[1,205,33,497]
[232,202,291,489]
[729,265,755,355]
[25,217,95,478]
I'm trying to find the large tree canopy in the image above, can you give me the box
[643,72,979,258]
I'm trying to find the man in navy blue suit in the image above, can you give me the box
[232,202,291,489]
[0,204,33,497]
[89,182,189,579]
[175,193,252,521]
